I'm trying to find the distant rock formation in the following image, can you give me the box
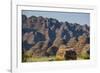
[22,15,90,60]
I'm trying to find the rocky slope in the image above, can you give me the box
[22,15,90,61]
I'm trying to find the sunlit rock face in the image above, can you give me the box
[22,15,90,59]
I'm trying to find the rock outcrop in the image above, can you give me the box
[22,15,90,61]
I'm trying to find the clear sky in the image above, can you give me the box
[22,10,90,25]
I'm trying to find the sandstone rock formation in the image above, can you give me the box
[22,15,90,62]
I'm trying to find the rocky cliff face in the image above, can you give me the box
[22,15,90,59]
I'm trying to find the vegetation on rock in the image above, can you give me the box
[22,15,90,62]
